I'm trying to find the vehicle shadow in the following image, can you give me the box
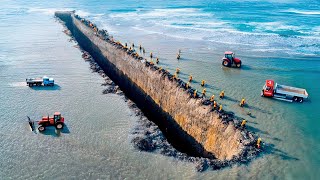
[30,84,61,91]
[239,65,253,71]
[39,124,70,137]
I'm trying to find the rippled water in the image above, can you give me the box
[0,0,319,179]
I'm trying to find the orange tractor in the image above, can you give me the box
[37,112,65,132]
[222,51,242,68]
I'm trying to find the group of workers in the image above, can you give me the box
[186,74,246,107]
[184,74,262,147]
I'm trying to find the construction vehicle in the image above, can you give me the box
[26,76,54,87]
[37,112,65,132]
[261,80,308,103]
[222,51,242,68]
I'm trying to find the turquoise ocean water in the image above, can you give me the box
[0,0,319,179]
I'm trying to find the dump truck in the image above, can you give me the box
[261,80,308,103]
[26,76,54,87]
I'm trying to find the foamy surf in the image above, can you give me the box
[9,82,27,87]
[27,7,93,17]
[284,9,320,15]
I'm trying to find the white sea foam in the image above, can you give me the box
[109,8,212,19]
[284,9,320,15]
[27,7,93,17]
[75,10,92,17]
[9,82,27,87]
[27,7,73,15]
[312,26,320,36]
[102,7,320,56]
[247,21,302,32]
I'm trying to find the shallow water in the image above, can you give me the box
[0,0,319,179]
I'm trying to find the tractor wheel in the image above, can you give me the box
[261,90,264,97]
[38,125,46,132]
[222,60,230,67]
[298,97,304,103]
[236,63,242,68]
[55,122,64,130]
[293,96,298,102]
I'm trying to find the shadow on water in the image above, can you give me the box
[243,123,297,161]
[247,104,271,114]
[247,120,258,124]
[175,57,193,62]
[240,65,253,71]
[39,124,70,137]
[155,62,171,67]
[247,113,257,118]
[264,136,282,142]
[220,96,270,115]
[263,143,299,161]
[224,96,238,103]
[30,84,61,91]
[203,84,220,90]
[244,125,297,161]
[246,125,270,135]
[176,71,188,76]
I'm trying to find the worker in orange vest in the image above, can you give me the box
[210,95,215,102]
[202,88,206,97]
[213,101,217,110]
[193,90,197,98]
[220,91,225,99]
[256,138,262,149]
[201,80,205,87]
[189,75,193,82]
[186,82,190,89]
[241,120,246,128]
[240,98,246,107]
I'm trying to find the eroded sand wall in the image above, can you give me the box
[56,12,247,160]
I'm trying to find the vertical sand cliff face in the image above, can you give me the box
[55,12,253,160]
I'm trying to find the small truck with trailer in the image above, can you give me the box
[26,76,54,87]
[261,80,308,103]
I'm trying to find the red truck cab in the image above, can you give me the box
[261,80,274,97]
